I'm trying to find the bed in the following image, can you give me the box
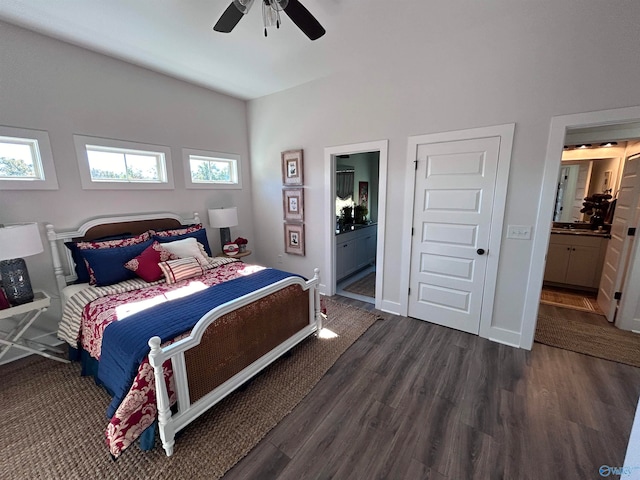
[46,212,322,458]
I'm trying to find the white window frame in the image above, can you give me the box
[74,134,174,190]
[0,126,58,190]
[182,148,242,190]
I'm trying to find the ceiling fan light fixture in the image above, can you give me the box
[215,0,325,40]
[263,1,281,31]
[232,0,255,14]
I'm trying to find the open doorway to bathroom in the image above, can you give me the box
[534,116,640,366]
[323,140,388,309]
[334,152,379,303]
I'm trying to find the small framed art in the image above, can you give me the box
[283,188,304,222]
[281,149,304,186]
[284,223,305,256]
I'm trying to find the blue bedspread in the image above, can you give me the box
[97,268,302,417]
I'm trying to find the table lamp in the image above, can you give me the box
[0,222,44,306]
[208,207,238,249]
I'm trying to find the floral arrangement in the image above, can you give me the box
[234,237,248,245]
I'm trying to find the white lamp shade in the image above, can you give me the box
[208,207,238,228]
[0,223,44,261]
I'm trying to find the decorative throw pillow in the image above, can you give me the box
[152,224,203,238]
[159,237,209,265]
[80,239,154,286]
[153,224,212,256]
[158,257,205,284]
[124,241,178,283]
[65,232,147,284]
[76,231,152,250]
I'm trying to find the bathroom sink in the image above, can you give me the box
[551,228,606,235]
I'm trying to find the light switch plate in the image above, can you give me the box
[507,225,532,240]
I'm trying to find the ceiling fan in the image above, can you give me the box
[214,0,326,41]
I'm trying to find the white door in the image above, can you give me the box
[408,137,500,334]
[598,153,640,321]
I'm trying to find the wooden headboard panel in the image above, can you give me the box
[46,212,201,293]
[76,218,183,242]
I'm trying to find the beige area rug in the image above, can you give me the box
[535,313,640,368]
[0,298,380,480]
[343,272,376,297]
[540,286,602,314]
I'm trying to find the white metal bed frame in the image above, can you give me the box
[46,211,322,456]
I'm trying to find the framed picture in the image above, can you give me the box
[359,181,369,206]
[284,223,305,256]
[603,170,612,192]
[281,149,304,185]
[283,188,304,221]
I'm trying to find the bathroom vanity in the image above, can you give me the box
[543,225,610,290]
[335,223,377,282]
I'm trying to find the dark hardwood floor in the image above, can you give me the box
[223,296,640,480]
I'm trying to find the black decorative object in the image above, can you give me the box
[0,222,44,306]
[220,227,232,247]
[0,258,34,305]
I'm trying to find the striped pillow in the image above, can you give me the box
[158,257,204,284]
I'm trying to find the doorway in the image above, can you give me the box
[543,137,640,307]
[540,141,626,317]
[335,152,379,304]
[522,105,640,349]
[323,140,388,310]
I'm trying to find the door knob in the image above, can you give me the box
[477,248,486,255]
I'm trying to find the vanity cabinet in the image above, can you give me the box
[543,234,608,289]
[336,225,377,281]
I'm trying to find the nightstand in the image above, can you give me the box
[0,291,69,363]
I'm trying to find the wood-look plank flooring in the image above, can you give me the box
[223,296,640,480]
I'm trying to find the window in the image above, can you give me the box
[74,135,174,190]
[182,148,242,189]
[0,126,58,190]
[85,145,166,183]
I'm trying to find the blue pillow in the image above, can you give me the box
[65,233,135,284]
[80,239,153,286]
[65,242,91,284]
[153,229,212,257]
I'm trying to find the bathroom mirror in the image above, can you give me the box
[554,156,622,223]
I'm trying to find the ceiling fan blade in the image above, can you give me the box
[282,0,326,41]
[213,2,246,33]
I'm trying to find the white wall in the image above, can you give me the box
[0,22,253,330]
[247,0,640,346]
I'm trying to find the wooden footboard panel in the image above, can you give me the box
[148,269,321,456]
[184,284,309,404]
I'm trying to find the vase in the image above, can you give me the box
[239,244,247,253]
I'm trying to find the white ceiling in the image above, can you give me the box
[0,0,410,100]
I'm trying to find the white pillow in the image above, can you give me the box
[161,237,208,265]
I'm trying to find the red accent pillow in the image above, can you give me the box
[124,241,178,282]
